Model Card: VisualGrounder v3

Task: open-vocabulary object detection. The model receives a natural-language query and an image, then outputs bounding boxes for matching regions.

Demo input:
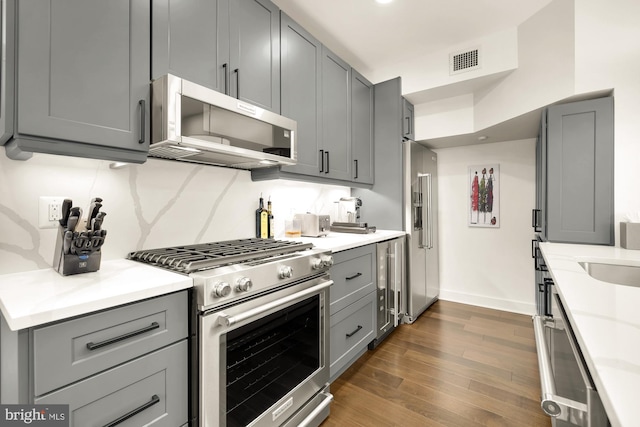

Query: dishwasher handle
[532,315,588,418]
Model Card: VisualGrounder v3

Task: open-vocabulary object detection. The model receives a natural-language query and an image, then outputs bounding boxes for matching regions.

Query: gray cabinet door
[16,0,150,154]
[0,0,15,145]
[351,69,374,184]
[402,97,415,140]
[321,46,351,181]
[229,0,280,112]
[280,13,322,177]
[152,0,230,94]
[546,97,614,245]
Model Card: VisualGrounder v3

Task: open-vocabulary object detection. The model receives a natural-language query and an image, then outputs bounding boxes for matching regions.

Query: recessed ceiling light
[376,0,393,4]
[477,135,488,141]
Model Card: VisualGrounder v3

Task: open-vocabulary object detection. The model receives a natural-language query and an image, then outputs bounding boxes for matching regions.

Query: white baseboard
[438,289,536,316]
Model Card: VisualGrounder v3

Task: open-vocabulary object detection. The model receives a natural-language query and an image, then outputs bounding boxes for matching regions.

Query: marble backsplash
[0,152,350,275]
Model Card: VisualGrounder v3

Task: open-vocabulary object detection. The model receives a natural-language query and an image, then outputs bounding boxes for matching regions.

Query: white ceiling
[271,0,555,148]
[272,0,553,83]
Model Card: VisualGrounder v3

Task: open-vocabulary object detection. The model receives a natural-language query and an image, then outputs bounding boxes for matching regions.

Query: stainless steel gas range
[129,238,335,427]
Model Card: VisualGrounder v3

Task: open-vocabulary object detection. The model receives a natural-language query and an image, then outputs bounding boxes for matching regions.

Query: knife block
[53,227,102,276]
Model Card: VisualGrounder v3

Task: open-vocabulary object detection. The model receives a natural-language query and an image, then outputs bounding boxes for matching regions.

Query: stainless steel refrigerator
[402,141,440,323]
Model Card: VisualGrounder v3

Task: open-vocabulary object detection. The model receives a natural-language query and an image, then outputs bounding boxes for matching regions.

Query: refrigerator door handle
[418,173,433,249]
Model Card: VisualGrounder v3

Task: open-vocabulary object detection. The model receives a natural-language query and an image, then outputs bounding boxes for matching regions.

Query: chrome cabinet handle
[345,325,362,338]
[102,395,160,427]
[217,280,333,327]
[354,159,358,179]
[86,322,160,351]
[532,209,542,232]
[138,100,145,144]
[345,272,362,280]
[319,150,324,173]
[324,151,329,174]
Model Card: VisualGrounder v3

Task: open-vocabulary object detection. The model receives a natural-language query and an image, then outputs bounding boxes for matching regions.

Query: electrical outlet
[39,197,66,229]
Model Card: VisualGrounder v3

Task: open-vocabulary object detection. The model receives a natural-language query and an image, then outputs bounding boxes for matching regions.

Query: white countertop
[0,233,399,331]
[0,259,192,331]
[284,229,406,252]
[539,242,640,427]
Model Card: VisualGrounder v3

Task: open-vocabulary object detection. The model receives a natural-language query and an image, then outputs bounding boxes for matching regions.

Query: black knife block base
[52,227,102,276]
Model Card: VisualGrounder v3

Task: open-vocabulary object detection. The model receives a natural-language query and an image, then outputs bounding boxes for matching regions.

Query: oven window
[225,295,321,427]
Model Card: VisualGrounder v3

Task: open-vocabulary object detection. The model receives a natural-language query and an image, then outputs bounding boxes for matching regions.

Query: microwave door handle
[217,279,333,327]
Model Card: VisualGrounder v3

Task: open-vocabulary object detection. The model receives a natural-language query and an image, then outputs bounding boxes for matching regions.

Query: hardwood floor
[321,300,551,427]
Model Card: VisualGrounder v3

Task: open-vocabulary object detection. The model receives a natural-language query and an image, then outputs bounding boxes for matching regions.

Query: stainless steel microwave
[150,74,297,169]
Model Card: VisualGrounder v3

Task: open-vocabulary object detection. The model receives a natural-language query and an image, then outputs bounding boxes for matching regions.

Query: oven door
[200,274,332,427]
[533,283,609,426]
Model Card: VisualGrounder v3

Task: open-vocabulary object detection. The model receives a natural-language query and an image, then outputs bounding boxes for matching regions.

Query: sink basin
[579,261,640,288]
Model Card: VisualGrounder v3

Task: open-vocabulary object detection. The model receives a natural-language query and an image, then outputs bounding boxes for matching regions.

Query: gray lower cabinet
[5,0,150,163]
[538,97,614,245]
[35,341,188,427]
[0,291,189,427]
[351,70,374,184]
[329,244,376,381]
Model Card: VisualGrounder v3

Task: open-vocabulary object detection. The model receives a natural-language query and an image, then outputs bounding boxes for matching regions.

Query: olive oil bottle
[267,198,274,239]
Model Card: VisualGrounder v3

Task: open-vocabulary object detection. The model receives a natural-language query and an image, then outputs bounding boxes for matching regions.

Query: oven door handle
[217,279,334,327]
[297,391,333,427]
[532,315,588,419]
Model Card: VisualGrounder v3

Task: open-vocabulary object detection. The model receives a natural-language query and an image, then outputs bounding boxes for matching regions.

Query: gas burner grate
[128,238,313,273]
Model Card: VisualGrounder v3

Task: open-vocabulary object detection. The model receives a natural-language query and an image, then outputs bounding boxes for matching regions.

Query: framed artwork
[469,164,499,227]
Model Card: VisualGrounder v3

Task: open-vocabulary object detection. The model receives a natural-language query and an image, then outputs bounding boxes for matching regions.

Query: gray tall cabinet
[152,0,280,113]
[353,77,405,230]
[535,97,614,245]
[4,0,150,163]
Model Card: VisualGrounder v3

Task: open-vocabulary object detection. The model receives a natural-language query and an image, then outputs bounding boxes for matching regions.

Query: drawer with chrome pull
[32,291,188,396]
[330,244,375,314]
[35,340,188,427]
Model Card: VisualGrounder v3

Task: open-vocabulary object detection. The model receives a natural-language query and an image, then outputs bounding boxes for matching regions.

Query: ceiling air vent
[449,47,481,75]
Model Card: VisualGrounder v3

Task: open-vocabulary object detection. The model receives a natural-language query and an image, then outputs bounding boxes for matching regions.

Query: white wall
[434,139,536,314]
[574,0,640,243]
[0,153,349,275]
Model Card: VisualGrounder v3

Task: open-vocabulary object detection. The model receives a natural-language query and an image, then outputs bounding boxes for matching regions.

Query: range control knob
[212,282,231,298]
[236,277,253,292]
[312,258,324,270]
[279,265,294,279]
[322,255,334,268]
[313,255,334,269]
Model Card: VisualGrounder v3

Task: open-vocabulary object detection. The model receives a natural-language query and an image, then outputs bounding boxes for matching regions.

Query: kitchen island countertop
[539,242,640,427]
[0,259,191,331]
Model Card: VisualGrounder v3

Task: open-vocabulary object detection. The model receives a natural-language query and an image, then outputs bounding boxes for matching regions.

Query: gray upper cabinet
[153,0,280,113]
[402,97,415,140]
[321,46,351,181]
[0,0,15,146]
[351,69,374,184]
[152,0,229,94]
[7,0,150,163]
[544,97,614,245]
[279,12,322,176]
[229,0,280,112]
